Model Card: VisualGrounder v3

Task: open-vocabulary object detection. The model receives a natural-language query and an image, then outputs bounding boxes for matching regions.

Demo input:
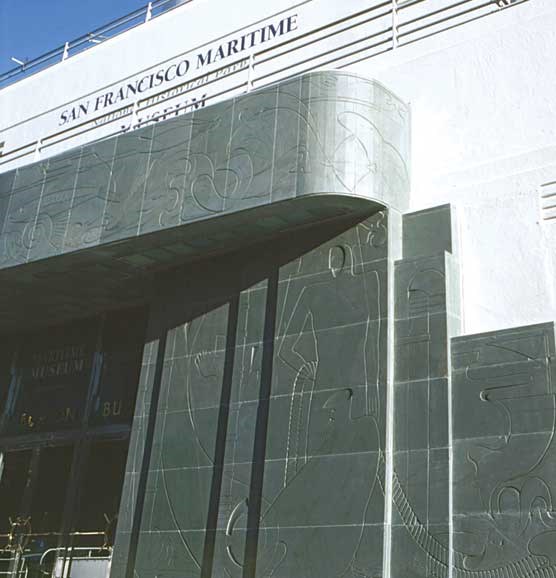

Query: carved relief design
[392,242,556,577]
[392,254,451,578]
[130,212,389,578]
[0,164,45,265]
[0,73,409,270]
[65,143,114,249]
[28,152,79,259]
[139,122,189,234]
[450,327,556,576]
[102,131,153,241]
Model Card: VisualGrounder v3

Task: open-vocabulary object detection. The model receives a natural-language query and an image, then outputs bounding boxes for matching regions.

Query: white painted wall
[350,0,556,334]
[0,0,553,336]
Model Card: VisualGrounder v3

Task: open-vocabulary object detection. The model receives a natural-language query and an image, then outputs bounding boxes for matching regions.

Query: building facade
[0,1,555,577]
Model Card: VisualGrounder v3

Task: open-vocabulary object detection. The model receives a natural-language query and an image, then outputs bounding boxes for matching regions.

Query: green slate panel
[450,322,556,576]
[101,127,153,244]
[0,170,15,246]
[0,71,410,272]
[27,149,82,262]
[65,139,114,250]
[115,211,390,578]
[403,204,455,259]
[391,205,457,578]
[1,162,45,267]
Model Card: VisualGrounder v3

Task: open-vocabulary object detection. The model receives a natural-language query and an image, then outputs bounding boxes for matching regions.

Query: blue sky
[0,0,153,74]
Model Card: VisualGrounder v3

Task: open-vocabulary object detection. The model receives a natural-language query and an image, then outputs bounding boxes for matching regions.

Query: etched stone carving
[112,212,389,578]
[0,72,410,271]
[3,70,553,578]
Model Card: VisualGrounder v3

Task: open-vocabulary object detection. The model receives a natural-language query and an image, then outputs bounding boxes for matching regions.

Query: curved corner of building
[289,70,411,213]
[0,70,410,275]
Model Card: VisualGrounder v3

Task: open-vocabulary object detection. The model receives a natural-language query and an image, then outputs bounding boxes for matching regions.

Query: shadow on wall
[118,208,390,578]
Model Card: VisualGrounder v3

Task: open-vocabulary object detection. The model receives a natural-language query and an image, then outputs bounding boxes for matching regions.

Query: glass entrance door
[0,450,32,540]
[0,306,147,578]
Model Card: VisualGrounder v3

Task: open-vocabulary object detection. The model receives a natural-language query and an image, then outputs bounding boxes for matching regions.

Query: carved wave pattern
[0,73,410,269]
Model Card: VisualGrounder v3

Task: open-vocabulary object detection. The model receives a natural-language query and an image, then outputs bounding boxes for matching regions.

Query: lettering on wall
[19,405,78,429]
[58,13,298,128]
[29,345,87,380]
[102,400,122,418]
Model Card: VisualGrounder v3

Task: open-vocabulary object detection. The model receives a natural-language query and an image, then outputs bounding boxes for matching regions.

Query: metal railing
[0,552,28,578]
[0,0,523,91]
[39,546,111,568]
[0,0,528,170]
[0,0,192,89]
[0,510,115,578]
[41,546,111,578]
[0,526,112,578]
